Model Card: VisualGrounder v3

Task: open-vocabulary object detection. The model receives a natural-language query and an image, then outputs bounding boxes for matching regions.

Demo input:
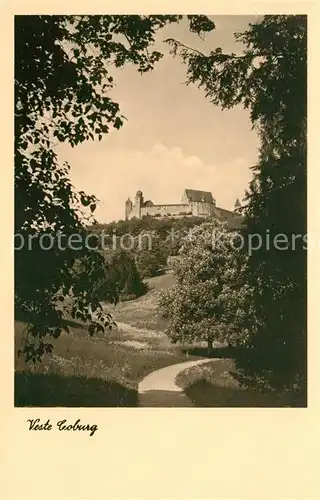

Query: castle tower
[125,197,133,220]
[134,190,144,219]
[234,198,241,212]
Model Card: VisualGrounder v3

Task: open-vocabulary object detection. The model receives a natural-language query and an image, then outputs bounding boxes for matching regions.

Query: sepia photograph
[14,14,307,408]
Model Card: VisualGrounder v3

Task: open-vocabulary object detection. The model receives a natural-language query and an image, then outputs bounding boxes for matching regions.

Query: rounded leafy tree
[159,220,251,352]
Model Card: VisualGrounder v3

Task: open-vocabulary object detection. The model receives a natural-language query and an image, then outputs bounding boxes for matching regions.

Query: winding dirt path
[138,358,211,407]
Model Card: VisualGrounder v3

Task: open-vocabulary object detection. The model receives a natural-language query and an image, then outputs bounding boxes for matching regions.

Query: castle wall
[127,206,138,220]
[125,191,242,227]
[125,202,133,220]
[140,204,191,217]
[190,201,216,217]
[213,206,243,229]
[181,193,189,204]
[127,203,242,223]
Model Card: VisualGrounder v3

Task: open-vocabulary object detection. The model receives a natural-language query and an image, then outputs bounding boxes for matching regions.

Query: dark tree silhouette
[168,15,307,394]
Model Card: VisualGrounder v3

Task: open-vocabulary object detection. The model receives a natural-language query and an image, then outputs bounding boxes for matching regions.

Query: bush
[135,247,167,278]
[135,231,168,278]
[97,250,147,301]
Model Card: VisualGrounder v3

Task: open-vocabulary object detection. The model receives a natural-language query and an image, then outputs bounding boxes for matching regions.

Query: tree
[15,15,215,361]
[168,15,307,393]
[159,220,249,352]
[135,230,168,278]
[98,250,147,301]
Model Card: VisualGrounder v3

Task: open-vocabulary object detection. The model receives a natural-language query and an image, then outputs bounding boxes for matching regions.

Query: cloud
[58,141,255,222]
[52,16,260,223]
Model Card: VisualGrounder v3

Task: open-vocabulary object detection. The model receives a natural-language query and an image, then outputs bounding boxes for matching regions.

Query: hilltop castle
[125,189,242,227]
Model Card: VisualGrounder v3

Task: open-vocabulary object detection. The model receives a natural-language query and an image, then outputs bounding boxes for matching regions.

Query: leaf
[113,117,123,130]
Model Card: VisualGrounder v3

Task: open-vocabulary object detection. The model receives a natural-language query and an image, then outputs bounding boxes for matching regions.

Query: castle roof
[184,189,214,204]
[144,200,154,207]
[235,198,241,208]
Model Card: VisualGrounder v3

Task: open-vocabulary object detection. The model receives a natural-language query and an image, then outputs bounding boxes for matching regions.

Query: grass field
[15,271,305,407]
[175,359,306,407]
[15,272,198,407]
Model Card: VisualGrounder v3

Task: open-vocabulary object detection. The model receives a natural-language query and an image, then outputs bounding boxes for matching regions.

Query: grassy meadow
[175,359,305,407]
[15,272,198,407]
[15,271,305,407]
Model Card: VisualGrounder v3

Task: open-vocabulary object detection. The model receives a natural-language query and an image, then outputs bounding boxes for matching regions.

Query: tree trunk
[207,338,213,355]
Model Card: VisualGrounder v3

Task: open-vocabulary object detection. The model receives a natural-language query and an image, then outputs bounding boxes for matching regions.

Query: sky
[57,15,261,223]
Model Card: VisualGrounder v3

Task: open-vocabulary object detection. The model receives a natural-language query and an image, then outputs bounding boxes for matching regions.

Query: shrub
[97,250,147,301]
[135,247,167,278]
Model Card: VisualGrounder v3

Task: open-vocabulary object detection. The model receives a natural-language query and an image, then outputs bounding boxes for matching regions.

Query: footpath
[138,358,211,407]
